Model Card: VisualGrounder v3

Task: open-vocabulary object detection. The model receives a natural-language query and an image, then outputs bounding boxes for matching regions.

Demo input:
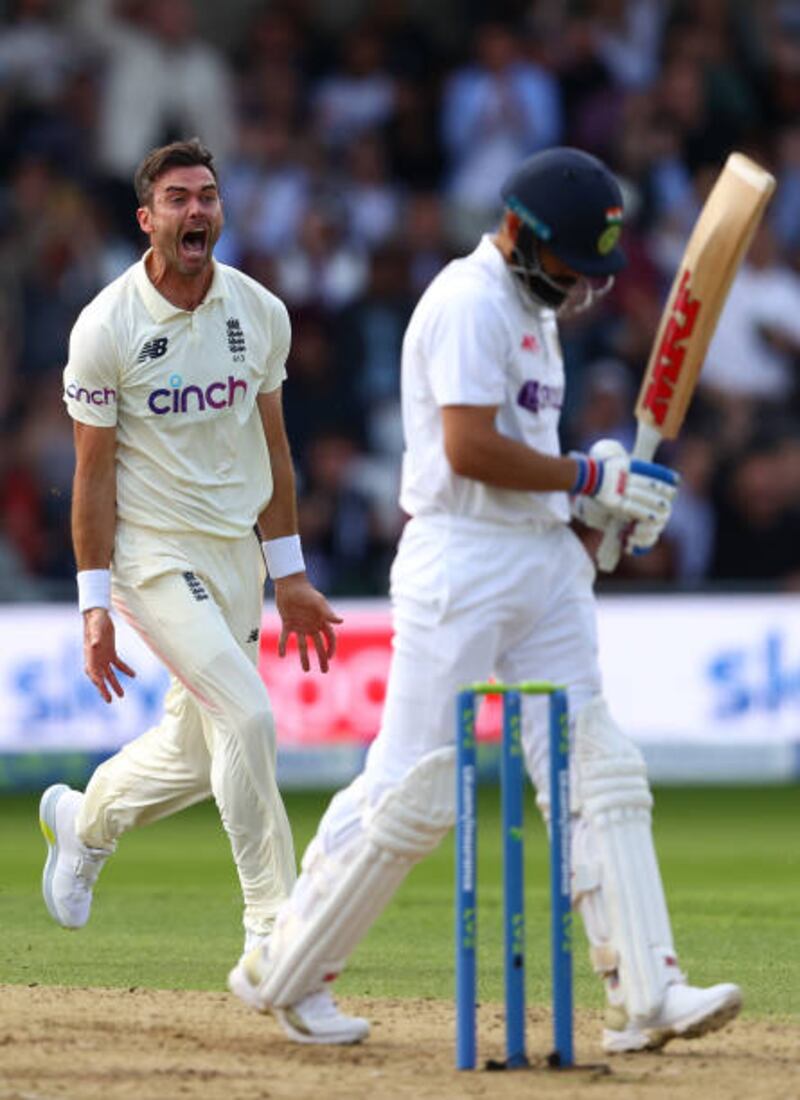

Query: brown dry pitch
[0,985,797,1100]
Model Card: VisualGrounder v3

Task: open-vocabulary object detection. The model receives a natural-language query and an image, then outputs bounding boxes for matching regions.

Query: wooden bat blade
[635,153,776,440]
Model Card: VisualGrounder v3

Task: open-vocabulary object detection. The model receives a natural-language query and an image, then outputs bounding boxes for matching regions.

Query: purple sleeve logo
[64,382,117,405]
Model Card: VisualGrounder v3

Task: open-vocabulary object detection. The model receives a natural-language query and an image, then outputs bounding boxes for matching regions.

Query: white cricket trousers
[76,523,296,937]
[297,514,603,865]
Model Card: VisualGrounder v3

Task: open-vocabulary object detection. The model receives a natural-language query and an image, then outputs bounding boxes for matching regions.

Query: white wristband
[77,568,111,613]
[261,535,305,580]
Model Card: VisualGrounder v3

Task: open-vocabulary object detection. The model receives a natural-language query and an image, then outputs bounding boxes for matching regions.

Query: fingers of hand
[85,638,133,702]
[625,518,664,554]
[113,656,136,678]
[107,667,124,697]
[84,662,113,703]
[312,632,329,673]
[280,625,337,673]
[621,475,677,522]
[322,621,337,659]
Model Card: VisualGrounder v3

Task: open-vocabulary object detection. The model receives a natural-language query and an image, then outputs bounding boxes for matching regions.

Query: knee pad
[256,747,456,1007]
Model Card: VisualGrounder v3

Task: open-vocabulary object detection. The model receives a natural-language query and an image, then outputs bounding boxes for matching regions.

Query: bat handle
[595,424,663,575]
[596,519,625,573]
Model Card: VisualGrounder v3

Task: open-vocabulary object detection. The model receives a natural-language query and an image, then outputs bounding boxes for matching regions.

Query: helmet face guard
[506,218,614,315]
[500,147,626,311]
[506,219,576,309]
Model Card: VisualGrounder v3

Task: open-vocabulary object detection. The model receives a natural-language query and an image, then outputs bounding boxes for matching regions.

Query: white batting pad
[251,747,456,1008]
[572,696,679,1023]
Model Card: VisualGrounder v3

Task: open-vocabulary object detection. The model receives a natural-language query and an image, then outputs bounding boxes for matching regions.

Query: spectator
[403,190,455,296]
[441,21,562,244]
[281,309,365,476]
[385,78,446,191]
[72,0,235,230]
[0,158,106,381]
[770,124,800,257]
[701,222,800,405]
[566,357,637,454]
[552,10,621,156]
[0,0,80,108]
[664,432,717,583]
[592,0,666,91]
[16,367,74,578]
[297,431,385,596]
[711,433,800,587]
[218,117,312,266]
[333,243,413,457]
[311,26,396,150]
[274,204,367,311]
[339,131,403,249]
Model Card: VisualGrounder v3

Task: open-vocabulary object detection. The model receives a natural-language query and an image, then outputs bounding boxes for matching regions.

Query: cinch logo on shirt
[517,379,563,414]
[147,373,248,415]
[65,381,117,405]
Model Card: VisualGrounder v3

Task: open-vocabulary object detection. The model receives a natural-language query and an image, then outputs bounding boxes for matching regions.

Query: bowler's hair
[134,138,218,207]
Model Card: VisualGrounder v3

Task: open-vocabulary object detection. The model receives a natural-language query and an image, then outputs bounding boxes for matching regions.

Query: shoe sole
[604,989,743,1054]
[274,1005,369,1046]
[39,783,71,927]
[672,990,743,1041]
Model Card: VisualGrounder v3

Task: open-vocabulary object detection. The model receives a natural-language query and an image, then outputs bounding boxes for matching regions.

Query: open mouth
[180,228,208,257]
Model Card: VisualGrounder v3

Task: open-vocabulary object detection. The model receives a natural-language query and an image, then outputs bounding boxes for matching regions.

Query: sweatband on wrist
[261,535,305,579]
[77,569,111,613]
[569,453,602,496]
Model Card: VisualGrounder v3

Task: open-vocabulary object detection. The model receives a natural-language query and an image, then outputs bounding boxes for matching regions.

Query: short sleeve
[62,312,120,427]
[259,298,291,394]
[426,289,511,407]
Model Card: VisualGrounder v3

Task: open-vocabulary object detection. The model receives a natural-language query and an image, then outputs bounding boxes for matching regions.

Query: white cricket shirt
[63,254,289,539]
[400,235,569,526]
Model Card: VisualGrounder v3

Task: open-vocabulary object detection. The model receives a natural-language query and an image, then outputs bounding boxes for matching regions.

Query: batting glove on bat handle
[595,459,680,572]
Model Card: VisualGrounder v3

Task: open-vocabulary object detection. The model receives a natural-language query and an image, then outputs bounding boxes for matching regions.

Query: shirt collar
[477,233,510,280]
[477,232,551,316]
[134,249,226,322]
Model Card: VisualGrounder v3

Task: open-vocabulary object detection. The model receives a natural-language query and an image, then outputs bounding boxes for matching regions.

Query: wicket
[455,682,573,1071]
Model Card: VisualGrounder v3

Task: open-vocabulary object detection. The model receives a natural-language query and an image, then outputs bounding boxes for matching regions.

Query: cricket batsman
[229,148,742,1050]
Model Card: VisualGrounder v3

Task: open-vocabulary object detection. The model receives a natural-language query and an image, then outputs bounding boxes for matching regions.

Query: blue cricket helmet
[501,147,626,276]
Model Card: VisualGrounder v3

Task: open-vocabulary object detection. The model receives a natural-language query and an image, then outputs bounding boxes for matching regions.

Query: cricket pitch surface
[0,985,795,1100]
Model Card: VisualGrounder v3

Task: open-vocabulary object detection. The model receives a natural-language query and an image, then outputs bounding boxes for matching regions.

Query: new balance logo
[138,337,169,363]
[182,571,209,601]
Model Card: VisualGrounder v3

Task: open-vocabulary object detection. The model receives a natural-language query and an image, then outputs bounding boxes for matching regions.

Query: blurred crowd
[1,0,800,598]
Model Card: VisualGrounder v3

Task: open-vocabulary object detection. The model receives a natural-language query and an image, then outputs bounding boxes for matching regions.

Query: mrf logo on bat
[641,269,701,427]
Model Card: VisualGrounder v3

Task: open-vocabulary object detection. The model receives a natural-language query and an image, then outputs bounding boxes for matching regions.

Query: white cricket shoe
[228,949,370,1045]
[603,981,742,1053]
[241,929,273,961]
[273,989,370,1045]
[39,784,111,929]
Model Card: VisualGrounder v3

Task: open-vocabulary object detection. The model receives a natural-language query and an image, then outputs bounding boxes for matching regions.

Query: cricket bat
[597,151,776,572]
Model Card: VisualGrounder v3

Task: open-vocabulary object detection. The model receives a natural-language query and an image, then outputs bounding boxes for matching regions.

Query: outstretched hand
[273,574,343,673]
[83,608,136,703]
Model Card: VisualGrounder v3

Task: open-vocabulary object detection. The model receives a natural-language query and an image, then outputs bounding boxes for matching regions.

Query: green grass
[1,786,798,1016]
